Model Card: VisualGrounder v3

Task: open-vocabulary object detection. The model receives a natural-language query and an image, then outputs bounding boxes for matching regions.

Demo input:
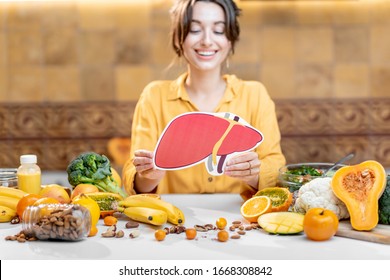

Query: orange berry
[155,229,166,241]
[103,215,117,226]
[217,230,229,242]
[216,217,227,230]
[185,228,197,240]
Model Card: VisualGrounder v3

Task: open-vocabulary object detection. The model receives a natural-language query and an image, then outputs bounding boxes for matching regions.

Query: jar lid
[0,168,17,179]
[20,154,37,164]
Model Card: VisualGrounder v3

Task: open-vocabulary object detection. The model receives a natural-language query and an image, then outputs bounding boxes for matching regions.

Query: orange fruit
[16,194,42,219]
[155,229,166,241]
[185,228,197,240]
[240,196,272,223]
[103,215,117,226]
[217,230,229,242]
[71,184,99,200]
[216,217,227,230]
[33,197,60,206]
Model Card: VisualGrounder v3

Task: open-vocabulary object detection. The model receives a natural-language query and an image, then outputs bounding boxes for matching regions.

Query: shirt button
[208,177,213,182]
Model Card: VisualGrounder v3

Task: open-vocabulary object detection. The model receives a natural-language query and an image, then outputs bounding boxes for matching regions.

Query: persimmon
[303,208,339,241]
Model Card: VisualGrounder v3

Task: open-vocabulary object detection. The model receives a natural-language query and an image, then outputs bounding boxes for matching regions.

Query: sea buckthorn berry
[216,217,227,230]
[103,216,117,226]
[217,230,229,242]
[185,228,197,240]
[155,229,166,241]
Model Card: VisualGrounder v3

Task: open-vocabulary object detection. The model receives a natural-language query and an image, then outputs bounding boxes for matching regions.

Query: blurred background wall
[0,0,389,170]
[1,0,389,102]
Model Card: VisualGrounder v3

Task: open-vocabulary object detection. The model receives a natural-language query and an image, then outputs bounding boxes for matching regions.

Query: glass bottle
[17,154,41,194]
[22,204,91,241]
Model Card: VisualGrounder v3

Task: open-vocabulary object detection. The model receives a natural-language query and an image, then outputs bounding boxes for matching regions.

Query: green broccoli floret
[378,175,390,225]
[66,151,127,198]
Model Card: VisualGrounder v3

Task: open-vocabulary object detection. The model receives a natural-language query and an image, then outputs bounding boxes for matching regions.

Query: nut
[125,221,139,229]
[229,226,236,231]
[230,234,241,239]
[129,229,140,238]
[232,221,242,225]
[237,230,246,235]
[115,230,124,238]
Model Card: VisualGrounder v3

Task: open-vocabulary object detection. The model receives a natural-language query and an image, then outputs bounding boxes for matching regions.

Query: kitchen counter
[1,194,389,260]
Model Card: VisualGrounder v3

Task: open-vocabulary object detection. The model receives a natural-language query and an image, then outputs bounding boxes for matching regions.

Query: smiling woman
[122,0,286,197]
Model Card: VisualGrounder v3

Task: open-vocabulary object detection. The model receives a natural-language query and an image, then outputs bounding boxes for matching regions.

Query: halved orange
[240,196,272,223]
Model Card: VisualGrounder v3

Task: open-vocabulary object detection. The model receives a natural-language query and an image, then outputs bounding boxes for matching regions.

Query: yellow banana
[0,205,17,223]
[173,205,185,225]
[0,187,27,199]
[118,206,167,226]
[120,195,185,225]
[0,195,20,211]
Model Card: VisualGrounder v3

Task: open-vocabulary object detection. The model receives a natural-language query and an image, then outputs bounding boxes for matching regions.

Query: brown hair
[170,0,241,57]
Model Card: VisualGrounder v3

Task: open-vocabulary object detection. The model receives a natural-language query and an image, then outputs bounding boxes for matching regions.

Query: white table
[1,194,389,260]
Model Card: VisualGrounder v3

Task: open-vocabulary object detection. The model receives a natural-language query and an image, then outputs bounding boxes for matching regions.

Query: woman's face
[182,1,231,72]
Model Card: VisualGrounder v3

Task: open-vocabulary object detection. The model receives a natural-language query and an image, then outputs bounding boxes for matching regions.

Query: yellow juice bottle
[17,155,41,194]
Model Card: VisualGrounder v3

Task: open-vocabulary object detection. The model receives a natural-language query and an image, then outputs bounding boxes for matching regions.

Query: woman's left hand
[224,151,260,189]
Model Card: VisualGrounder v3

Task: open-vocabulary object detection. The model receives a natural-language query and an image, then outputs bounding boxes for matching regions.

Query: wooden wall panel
[1,98,389,170]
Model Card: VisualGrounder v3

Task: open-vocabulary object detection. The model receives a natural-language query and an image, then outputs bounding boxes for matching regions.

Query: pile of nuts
[30,206,87,241]
[228,220,259,239]
[5,230,37,243]
[101,220,140,238]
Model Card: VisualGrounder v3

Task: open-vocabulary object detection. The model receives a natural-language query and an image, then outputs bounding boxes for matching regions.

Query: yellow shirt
[123,73,286,197]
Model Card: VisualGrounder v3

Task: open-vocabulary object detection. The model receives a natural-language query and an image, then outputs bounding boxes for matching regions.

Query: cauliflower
[293,177,350,220]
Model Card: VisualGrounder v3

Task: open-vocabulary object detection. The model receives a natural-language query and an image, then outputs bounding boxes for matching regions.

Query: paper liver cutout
[154,112,263,176]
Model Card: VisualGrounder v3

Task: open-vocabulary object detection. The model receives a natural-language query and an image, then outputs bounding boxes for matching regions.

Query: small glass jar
[0,168,18,188]
[22,204,91,241]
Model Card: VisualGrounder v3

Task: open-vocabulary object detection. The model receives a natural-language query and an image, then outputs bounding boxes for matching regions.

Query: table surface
[1,194,389,260]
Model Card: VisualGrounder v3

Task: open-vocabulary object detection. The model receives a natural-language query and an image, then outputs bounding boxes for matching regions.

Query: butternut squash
[331,160,386,231]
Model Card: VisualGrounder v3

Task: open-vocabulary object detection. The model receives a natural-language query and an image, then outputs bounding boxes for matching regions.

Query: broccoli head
[378,175,390,225]
[66,151,127,198]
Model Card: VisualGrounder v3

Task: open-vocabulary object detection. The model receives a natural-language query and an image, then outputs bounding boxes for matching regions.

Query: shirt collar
[168,72,241,102]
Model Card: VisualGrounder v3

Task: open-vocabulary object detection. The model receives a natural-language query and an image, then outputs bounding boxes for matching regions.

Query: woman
[122,0,285,198]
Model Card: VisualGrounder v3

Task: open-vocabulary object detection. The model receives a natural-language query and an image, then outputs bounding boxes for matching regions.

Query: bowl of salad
[278,163,346,193]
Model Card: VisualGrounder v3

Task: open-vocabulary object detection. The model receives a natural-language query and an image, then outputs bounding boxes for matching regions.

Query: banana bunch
[117,195,185,226]
[0,187,26,222]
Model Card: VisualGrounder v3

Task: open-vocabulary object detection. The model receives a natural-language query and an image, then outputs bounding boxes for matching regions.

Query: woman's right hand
[133,149,165,181]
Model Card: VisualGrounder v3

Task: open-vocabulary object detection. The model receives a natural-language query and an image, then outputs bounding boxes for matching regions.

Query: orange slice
[240,196,272,223]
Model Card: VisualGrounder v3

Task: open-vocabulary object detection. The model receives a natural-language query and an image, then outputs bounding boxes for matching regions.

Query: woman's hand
[224,151,260,189]
[133,149,165,192]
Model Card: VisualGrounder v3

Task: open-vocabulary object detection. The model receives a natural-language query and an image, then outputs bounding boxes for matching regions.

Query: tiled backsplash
[0,0,390,103]
[1,98,389,171]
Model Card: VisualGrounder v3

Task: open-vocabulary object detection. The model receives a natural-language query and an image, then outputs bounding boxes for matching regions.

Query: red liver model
[154,112,263,175]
